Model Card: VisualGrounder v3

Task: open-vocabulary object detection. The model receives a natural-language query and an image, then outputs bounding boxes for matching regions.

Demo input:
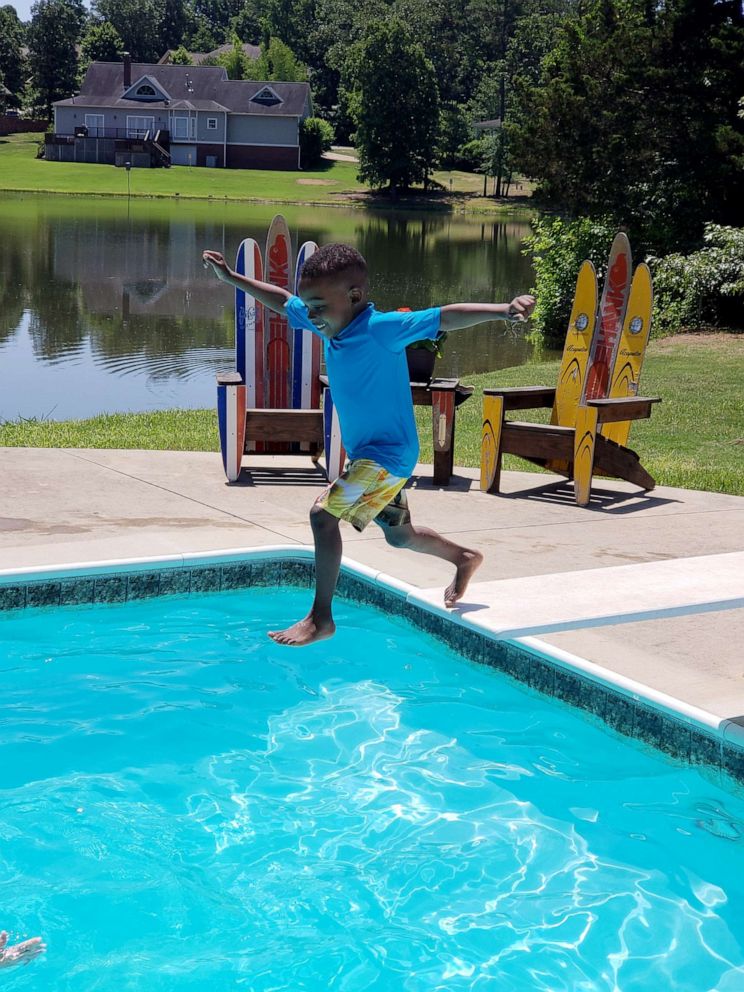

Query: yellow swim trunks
[316,459,411,532]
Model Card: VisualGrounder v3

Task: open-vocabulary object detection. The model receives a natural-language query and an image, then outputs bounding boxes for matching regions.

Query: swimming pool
[2,566,744,990]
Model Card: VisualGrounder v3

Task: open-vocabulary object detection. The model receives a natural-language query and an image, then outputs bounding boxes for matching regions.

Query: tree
[92,0,162,63]
[189,0,245,45]
[246,37,308,81]
[460,3,567,196]
[186,20,218,53]
[169,44,194,64]
[230,1,264,45]
[350,19,440,191]
[511,0,744,251]
[437,102,472,168]
[259,0,316,64]
[27,0,87,119]
[0,5,26,109]
[307,0,387,124]
[159,0,187,52]
[217,35,250,78]
[81,21,125,64]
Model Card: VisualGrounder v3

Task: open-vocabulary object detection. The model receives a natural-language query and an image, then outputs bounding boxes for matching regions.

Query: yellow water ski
[551,260,598,428]
[546,259,598,474]
[602,263,654,446]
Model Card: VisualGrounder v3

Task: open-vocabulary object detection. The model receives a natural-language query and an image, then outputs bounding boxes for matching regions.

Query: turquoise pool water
[2,587,744,991]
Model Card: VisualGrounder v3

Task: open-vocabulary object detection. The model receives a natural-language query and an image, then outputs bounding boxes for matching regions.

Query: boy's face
[298,273,367,339]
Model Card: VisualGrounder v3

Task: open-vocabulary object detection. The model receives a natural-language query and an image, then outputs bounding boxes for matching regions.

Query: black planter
[405,346,436,383]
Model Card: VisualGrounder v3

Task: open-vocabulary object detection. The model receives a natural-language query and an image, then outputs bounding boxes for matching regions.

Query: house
[158,43,262,66]
[46,55,312,169]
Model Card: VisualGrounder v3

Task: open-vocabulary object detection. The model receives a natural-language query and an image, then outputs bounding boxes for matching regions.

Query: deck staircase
[150,130,171,168]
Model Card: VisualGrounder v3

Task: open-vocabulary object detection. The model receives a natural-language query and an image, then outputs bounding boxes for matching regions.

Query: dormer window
[124,75,169,102]
[251,86,282,107]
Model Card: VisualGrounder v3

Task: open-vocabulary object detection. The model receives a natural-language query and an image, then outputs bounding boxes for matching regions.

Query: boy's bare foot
[444,549,484,607]
[268,614,336,647]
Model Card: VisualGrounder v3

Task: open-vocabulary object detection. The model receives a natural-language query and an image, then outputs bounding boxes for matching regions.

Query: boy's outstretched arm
[439,295,535,331]
[202,250,291,314]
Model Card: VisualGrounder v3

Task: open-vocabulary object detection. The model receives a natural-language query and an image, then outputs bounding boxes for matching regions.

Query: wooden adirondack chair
[216,215,473,486]
[216,215,345,483]
[480,236,661,506]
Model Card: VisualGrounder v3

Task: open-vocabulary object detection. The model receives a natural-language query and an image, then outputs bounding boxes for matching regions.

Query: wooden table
[410,378,474,485]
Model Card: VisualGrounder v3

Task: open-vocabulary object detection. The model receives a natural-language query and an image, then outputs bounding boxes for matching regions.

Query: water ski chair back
[480,233,661,506]
[216,215,345,482]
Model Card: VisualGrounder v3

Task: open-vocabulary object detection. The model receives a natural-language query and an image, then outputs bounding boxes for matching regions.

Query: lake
[0,194,537,421]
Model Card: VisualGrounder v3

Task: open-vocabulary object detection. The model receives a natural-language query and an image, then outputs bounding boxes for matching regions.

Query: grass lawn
[2,335,742,496]
[0,132,534,214]
[0,132,361,203]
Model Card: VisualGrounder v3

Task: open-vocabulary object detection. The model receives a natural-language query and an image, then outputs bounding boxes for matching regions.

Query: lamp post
[125,160,131,198]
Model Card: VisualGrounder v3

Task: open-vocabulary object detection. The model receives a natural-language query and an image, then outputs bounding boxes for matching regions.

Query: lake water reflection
[0,194,537,421]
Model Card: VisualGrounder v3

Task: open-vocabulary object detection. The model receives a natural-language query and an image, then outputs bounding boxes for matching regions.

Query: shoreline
[0,184,536,216]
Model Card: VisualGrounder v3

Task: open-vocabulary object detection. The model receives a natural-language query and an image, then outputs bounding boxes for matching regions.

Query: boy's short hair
[300,243,367,282]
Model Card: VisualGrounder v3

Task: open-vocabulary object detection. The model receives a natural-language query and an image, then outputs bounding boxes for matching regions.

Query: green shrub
[523,215,617,347]
[453,138,487,172]
[437,103,472,168]
[648,225,744,334]
[299,117,334,169]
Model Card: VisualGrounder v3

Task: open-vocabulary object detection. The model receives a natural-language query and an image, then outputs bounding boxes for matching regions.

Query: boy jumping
[203,243,534,647]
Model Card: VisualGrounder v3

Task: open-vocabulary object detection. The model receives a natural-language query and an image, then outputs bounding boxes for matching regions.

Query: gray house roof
[55,62,311,118]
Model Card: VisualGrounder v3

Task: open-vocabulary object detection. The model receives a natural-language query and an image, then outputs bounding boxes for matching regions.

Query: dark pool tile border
[159,569,192,597]
[351,581,741,789]
[59,578,95,606]
[1,556,742,789]
[127,572,162,600]
[0,558,313,613]
[0,585,26,610]
[94,575,128,604]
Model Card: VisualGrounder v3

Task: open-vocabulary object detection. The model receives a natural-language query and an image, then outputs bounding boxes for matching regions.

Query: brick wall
[226,144,298,170]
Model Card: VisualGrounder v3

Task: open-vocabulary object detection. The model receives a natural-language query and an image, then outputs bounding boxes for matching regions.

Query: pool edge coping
[1,545,743,787]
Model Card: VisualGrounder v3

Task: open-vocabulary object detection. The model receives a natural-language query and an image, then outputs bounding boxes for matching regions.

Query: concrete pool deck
[2,446,743,725]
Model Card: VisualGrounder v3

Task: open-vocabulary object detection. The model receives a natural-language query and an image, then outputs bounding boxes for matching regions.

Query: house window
[207,117,218,130]
[251,86,282,107]
[84,113,104,136]
[171,115,194,140]
[136,84,157,97]
[126,115,155,138]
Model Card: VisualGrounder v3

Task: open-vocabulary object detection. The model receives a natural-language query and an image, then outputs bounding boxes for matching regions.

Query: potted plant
[405,332,448,383]
[397,307,448,383]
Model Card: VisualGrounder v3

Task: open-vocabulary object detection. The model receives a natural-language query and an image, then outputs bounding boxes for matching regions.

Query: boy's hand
[0,931,46,969]
[507,295,536,322]
[202,250,230,280]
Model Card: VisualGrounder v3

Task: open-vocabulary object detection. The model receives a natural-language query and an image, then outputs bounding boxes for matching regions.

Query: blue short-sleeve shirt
[284,297,442,477]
